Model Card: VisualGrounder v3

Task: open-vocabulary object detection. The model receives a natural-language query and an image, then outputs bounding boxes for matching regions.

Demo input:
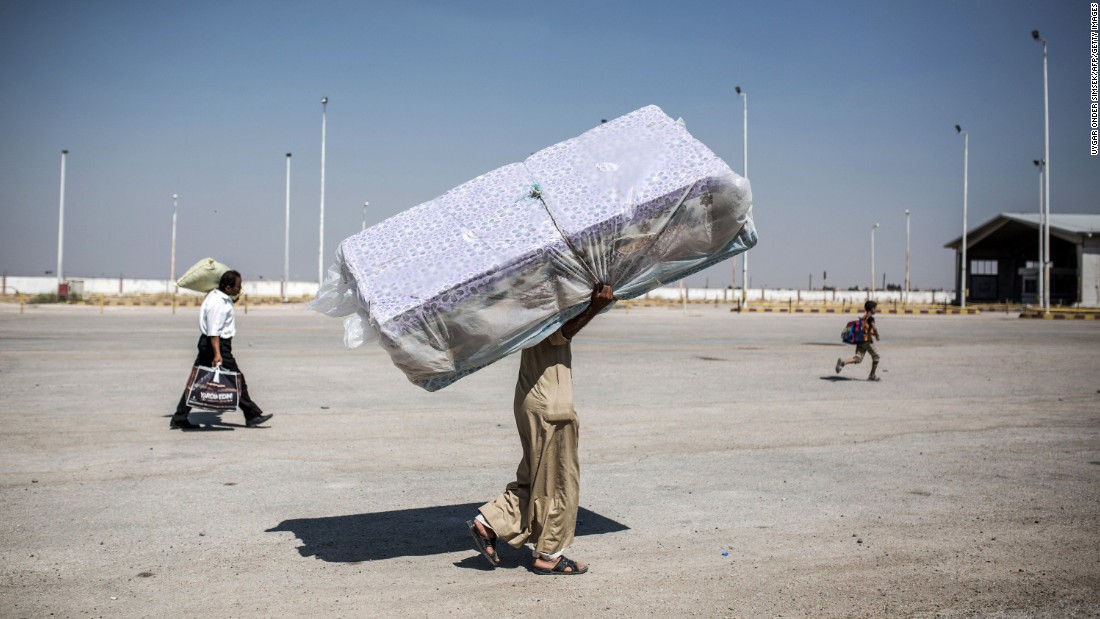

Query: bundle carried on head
[177,258,232,293]
[311,105,757,391]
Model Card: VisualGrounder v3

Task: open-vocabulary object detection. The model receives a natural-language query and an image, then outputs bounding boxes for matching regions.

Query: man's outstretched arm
[561,284,615,340]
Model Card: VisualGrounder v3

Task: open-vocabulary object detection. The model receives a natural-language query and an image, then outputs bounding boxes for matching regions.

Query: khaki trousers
[479,405,580,557]
[851,341,880,364]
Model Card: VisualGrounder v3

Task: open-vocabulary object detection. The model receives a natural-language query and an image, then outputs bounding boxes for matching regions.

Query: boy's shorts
[852,341,880,363]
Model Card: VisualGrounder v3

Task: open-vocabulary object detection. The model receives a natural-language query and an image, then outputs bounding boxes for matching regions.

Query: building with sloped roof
[945,213,1100,307]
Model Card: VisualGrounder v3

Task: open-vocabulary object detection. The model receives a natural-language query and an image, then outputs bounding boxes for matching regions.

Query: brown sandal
[533,555,588,575]
[466,519,500,567]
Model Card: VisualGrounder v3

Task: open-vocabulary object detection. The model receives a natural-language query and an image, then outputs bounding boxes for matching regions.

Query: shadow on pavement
[189,411,246,429]
[452,554,499,571]
[820,376,855,382]
[267,502,629,563]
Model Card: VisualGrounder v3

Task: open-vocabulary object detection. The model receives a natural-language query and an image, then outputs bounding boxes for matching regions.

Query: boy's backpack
[841,319,865,344]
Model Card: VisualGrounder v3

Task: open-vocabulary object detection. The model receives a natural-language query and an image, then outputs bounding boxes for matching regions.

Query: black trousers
[175,335,263,419]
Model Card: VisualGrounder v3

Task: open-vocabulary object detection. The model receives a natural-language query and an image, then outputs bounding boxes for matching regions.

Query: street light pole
[871,223,879,294]
[1033,159,1045,306]
[56,150,68,289]
[362,201,370,231]
[1033,30,1051,312]
[284,153,292,303]
[318,96,328,287]
[904,209,910,304]
[955,124,969,308]
[169,193,179,294]
[735,85,748,307]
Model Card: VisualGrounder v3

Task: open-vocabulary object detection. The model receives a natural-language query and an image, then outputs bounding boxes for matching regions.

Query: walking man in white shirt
[171,270,272,430]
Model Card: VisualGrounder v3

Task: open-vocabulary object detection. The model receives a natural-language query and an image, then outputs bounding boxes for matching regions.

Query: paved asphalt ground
[1,302,1097,618]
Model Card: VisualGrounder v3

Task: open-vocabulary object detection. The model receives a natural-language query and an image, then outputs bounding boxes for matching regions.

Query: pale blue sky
[1,0,1095,290]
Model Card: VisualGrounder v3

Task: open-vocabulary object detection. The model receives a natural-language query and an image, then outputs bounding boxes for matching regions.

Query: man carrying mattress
[467,283,615,575]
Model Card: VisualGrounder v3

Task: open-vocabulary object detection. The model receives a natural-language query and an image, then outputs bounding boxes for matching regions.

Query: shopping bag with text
[185,365,240,411]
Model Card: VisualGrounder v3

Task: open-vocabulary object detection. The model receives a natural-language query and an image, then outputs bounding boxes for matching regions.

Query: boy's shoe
[245,413,273,427]
[170,417,202,430]
[835,358,844,374]
[868,376,880,382]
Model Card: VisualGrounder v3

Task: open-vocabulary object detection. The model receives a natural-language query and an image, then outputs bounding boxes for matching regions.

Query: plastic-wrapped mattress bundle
[311,105,757,391]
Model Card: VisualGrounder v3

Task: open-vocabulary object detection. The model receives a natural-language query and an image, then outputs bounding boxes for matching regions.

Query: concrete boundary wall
[0,275,317,298]
[1,274,953,304]
[638,286,953,304]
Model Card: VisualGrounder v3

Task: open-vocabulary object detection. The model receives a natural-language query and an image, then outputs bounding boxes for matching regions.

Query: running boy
[836,300,881,381]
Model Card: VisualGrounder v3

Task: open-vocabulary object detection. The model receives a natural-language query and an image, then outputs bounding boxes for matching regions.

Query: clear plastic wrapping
[310,105,757,390]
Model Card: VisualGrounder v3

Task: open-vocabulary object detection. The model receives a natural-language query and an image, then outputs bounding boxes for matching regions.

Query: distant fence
[638,286,952,305]
[0,274,317,298]
[1,274,952,305]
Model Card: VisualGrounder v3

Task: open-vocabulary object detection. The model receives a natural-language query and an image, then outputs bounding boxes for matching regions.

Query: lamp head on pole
[735,86,741,95]
[905,209,910,216]
[1033,159,1044,168]
[321,96,328,106]
[873,223,880,230]
[61,149,68,155]
[1031,30,1045,44]
[287,152,292,158]
[172,193,178,201]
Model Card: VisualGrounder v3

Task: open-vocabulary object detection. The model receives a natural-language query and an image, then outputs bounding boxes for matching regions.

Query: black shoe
[170,417,202,430]
[245,413,273,427]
